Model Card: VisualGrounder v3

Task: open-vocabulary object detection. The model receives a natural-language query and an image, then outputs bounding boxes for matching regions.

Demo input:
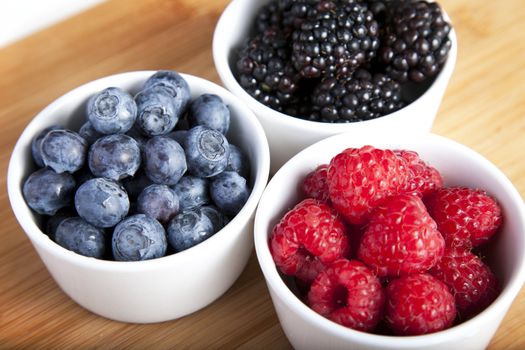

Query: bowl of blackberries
[7,70,270,323]
[254,131,525,349]
[213,0,457,173]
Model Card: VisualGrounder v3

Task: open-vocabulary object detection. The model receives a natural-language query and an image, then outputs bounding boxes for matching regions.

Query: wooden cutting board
[1,0,524,348]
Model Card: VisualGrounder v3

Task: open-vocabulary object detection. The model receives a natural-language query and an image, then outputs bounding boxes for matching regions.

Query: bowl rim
[212,0,458,131]
[253,131,525,347]
[7,70,271,272]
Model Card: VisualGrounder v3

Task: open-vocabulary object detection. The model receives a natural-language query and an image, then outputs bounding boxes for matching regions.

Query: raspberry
[302,164,329,202]
[346,223,366,259]
[308,259,385,331]
[385,273,456,335]
[395,150,443,196]
[327,146,410,224]
[429,248,500,318]
[270,199,349,283]
[424,187,503,248]
[358,194,445,277]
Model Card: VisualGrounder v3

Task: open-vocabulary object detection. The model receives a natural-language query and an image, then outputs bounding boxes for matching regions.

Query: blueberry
[23,168,76,215]
[40,129,88,173]
[171,175,210,210]
[137,184,179,224]
[201,205,226,232]
[122,169,153,199]
[75,178,129,228]
[143,136,187,185]
[185,126,230,178]
[210,171,250,216]
[79,121,103,144]
[88,134,141,181]
[112,214,167,261]
[226,144,250,179]
[125,124,148,150]
[87,87,137,134]
[167,129,188,146]
[135,87,178,136]
[31,125,62,167]
[167,208,214,252]
[55,217,106,258]
[143,71,191,117]
[46,209,73,238]
[188,94,230,134]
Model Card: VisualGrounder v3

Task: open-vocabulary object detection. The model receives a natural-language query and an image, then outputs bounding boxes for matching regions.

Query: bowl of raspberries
[213,0,457,173]
[7,70,270,323]
[254,131,525,349]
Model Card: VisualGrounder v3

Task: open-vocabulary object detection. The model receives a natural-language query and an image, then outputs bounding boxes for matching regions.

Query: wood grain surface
[1,0,524,348]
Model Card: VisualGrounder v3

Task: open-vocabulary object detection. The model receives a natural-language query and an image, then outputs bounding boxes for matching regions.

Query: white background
[0,0,105,47]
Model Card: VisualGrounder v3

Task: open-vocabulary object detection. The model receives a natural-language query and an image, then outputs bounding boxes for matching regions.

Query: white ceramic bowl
[213,0,458,174]
[254,132,525,350]
[7,71,270,323]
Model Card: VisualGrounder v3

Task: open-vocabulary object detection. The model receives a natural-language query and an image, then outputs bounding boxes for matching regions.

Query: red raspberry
[395,150,443,196]
[270,199,349,283]
[429,248,500,318]
[424,187,503,248]
[346,223,366,259]
[302,164,329,202]
[327,146,410,224]
[308,259,385,331]
[385,273,456,335]
[358,194,445,277]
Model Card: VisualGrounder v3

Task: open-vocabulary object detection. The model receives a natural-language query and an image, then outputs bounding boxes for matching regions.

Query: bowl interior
[254,132,525,342]
[8,71,270,269]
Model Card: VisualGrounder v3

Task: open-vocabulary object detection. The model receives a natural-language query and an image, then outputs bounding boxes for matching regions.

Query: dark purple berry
[75,178,129,228]
[167,208,215,252]
[40,129,88,173]
[171,176,210,211]
[137,184,179,224]
[55,217,106,258]
[112,214,167,261]
[135,87,179,137]
[311,69,405,122]
[188,94,230,135]
[379,0,452,83]
[88,134,141,181]
[184,126,230,178]
[31,125,62,167]
[23,168,76,216]
[291,0,379,78]
[143,136,187,185]
[87,87,137,134]
[143,71,191,117]
[210,171,250,216]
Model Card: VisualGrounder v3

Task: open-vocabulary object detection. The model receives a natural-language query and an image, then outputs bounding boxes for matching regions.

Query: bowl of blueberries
[7,70,270,323]
[213,0,457,174]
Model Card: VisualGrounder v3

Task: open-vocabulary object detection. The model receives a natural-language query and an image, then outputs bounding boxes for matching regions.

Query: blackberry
[283,93,317,120]
[236,28,300,112]
[282,78,321,120]
[256,0,288,33]
[256,0,317,34]
[291,0,380,78]
[311,69,405,122]
[379,0,452,83]
[366,0,389,26]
